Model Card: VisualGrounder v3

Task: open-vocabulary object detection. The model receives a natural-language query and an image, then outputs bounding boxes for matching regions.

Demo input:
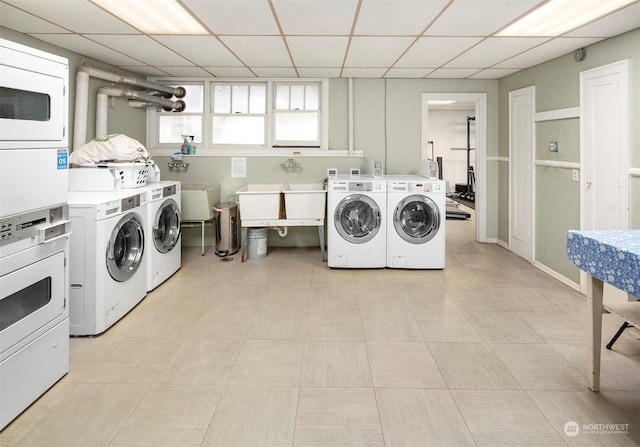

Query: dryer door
[334,194,381,244]
[153,199,181,254]
[106,213,144,282]
[393,194,440,244]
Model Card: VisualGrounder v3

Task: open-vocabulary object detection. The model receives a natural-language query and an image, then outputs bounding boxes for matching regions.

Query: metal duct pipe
[96,87,186,137]
[78,65,185,98]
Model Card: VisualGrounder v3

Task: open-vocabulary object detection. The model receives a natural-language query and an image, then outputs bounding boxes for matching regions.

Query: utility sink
[181,184,220,221]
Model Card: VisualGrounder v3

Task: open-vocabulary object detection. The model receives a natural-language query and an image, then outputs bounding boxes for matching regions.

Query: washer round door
[334,194,382,244]
[106,213,144,282]
[393,194,440,244]
[153,199,181,254]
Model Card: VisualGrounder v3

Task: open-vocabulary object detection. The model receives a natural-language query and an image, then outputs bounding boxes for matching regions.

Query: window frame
[146,78,329,155]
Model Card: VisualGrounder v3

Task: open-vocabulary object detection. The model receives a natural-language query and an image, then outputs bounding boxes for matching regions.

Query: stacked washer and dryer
[327,173,446,269]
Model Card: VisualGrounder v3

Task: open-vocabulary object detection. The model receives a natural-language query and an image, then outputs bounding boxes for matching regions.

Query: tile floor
[2,213,640,446]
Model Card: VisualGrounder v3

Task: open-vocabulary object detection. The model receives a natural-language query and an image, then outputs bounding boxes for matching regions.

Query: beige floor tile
[228,339,304,386]
[270,268,313,286]
[490,286,563,312]
[189,307,257,338]
[310,282,359,309]
[429,343,520,390]
[375,388,475,447]
[311,266,354,284]
[601,391,640,426]
[439,266,484,287]
[465,310,545,344]
[84,337,183,384]
[510,267,565,289]
[452,390,566,446]
[15,383,148,447]
[367,341,446,388]
[259,285,312,308]
[517,311,585,343]
[201,386,298,447]
[306,308,364,340]
[360,309,423,341]
[130,304,209,338]
[248,307,308,339]
[455,254,504,270]
[356,285,408,309]
[157,338,242,385]
[413,310,483,343]
[389,269,443,288]
[110,384,223,447]
[492,344,585,390]
[470,268,528,287]
[216,284,264,308]
[446,286,510,311]
[62,336,122,382]
[536,286,587,317]
[301,340,372,387]
[528,390,640,446]
[352,269,398,288]
[294,387,383,447]
[401,286,460,312]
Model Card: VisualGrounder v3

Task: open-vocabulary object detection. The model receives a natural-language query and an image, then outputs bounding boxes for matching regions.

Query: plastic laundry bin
[214,202,240,256]
[247,227,268,259]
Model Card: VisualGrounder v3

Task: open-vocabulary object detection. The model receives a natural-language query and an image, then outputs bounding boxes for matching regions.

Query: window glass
[176,84,203,113]
[159,115,202,144]
[305,84,319,110]
[212,116,264,145]
[231,85,248,113]
[213,85,230,113]
[290,85,305,110]
[275,85,289,109]
[249,84,266,113]
[274,112,319,142]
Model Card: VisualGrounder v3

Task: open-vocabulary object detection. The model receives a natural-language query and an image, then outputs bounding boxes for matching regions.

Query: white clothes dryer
[68,189,148,335]
[143,181,181,291]
[327,175,386,268]
[386,175,446,269]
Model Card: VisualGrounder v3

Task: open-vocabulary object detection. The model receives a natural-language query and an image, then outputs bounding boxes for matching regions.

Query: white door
[509,86,535,263]
[580,60,629,299]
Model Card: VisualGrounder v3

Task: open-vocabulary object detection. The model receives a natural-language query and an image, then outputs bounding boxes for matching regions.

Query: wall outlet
[571,169,579,182]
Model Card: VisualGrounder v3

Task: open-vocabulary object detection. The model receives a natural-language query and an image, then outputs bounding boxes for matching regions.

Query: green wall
[498,27,640,283]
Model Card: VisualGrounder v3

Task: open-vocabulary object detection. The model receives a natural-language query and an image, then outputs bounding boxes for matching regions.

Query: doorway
[422,93,487,242]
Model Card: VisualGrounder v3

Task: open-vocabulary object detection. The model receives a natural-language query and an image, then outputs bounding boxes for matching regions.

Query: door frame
[422,92,488,242]
[508,86,535,263]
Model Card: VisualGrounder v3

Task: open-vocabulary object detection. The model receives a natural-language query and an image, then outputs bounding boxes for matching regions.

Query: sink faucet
[280,158,301,171]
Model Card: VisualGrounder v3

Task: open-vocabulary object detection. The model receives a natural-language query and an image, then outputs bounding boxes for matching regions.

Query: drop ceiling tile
[251,67,298,77]
[153,36,242,66]
[426,68,481,79]
[3,0,137,33]
[426,0,544,36]
[28,34,141,66]
[345,36,414,67]
[565,3,640,38]
[219,36,291,66]
[354,0,448,35]
[468,68,520,79]
[493,37,603,69]
[444,37,549,69]
[183,0,279,35]
[88,35,190,66]
[384,68,432,78]
[297,67,342,77]
[119,66,173,77]
[0,3,68,33]
[272,0,358,35]
[205,66,256,78]
[154,66,214,77]
[287,36,348,67]
[395,36,482,68]
[341,67,387,78]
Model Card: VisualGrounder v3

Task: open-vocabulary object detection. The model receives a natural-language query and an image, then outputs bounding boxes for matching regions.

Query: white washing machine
[143,181,181,291]
[386,175,446,269]
[68,189,148,335]
[327,175,386,268]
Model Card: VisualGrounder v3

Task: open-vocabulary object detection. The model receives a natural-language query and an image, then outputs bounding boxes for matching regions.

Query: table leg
[587,274,604,391]
[200,221,205,256]
[318,225,326,261]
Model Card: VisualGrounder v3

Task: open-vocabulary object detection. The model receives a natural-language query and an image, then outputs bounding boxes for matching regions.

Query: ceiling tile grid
[0,0,637,79]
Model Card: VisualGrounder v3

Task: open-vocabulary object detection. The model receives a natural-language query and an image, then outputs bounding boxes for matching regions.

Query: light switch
[572,169,579,182]
[549,141,559,152]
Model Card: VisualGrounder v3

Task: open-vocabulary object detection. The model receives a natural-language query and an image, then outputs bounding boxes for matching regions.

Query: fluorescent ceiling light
[91,0,208,34]
[428,100,455,105]
[497,0,636,36]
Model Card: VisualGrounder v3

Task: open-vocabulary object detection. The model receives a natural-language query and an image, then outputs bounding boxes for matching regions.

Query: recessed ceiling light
[497,0,636,37]
[91,0,208,34]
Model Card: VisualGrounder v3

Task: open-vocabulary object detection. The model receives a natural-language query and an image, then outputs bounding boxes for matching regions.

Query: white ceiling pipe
[96,86,185,137]
[78,65,185,98]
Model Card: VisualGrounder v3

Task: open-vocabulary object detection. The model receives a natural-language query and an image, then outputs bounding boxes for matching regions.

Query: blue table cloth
[567,230,640,299]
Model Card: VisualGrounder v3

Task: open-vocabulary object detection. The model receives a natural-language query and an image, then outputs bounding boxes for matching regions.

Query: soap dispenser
[188,135,196,154]
[181,135,190,155]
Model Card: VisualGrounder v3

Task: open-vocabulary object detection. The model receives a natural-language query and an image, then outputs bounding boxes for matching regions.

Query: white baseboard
[496,239,509,250]
[533,260,581,292]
